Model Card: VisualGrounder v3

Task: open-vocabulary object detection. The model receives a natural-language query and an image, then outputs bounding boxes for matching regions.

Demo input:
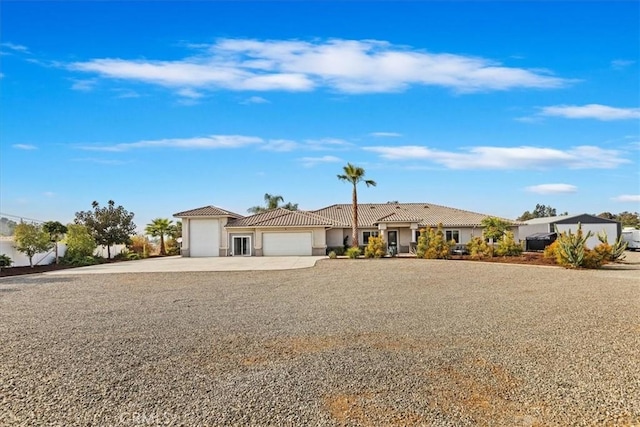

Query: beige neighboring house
[173,202,518,257]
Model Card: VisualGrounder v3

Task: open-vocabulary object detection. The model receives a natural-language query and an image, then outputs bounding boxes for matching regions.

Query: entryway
[232,236,251,256]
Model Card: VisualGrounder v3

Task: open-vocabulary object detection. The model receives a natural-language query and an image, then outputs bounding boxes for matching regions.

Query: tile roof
[226,208,343,228]
[313,203,516,227]
[173,205,243,218]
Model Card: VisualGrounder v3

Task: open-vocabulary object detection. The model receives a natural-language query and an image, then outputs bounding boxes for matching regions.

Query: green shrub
[555,224,591,268]
[0,254,12,269]
[64,224,97,260]
[62,255,98,266]
[416,228,428,258]
[346,247,361,259]
[364,236,386,258]
[328,251,337,259]
[495,231,524,257]
[467,237,493,260]
[597,231,627,262]
[326,246,345,256]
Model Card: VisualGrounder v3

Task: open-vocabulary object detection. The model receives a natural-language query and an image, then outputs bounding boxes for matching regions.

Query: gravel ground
[1,253,639,426]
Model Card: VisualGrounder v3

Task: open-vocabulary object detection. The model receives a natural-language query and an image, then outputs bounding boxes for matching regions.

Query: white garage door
[189,219,219,257]
[263,232,312,256]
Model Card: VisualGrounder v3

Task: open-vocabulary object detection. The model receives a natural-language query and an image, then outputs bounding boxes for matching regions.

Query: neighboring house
[518,214,621,249]
[174,202,518,257]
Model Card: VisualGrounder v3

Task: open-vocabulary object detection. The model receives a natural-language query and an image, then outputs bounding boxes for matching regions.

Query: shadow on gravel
[0,276,76,286]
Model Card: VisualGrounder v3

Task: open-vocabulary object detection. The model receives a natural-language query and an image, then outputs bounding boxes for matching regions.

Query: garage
[189,219,219,257]
[262,232,313,256]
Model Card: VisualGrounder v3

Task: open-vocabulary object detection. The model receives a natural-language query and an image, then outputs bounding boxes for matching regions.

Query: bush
[597,231,627,262]
[364,236,386,258]
[467,237,493,260]
[328,251,337,259]
[62,255,98,267]
[165,238,181,256]
[495,231,524,257]
[64,224,97,260]
[545,223,610,269]
[0,254,12,269]
[543,240,559,261]
[417,224,454,259]
[346,247,361,259]
[128,235,155,258]
[326,246,345,256]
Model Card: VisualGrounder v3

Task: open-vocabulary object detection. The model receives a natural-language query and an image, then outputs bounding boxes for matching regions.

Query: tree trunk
[54,243,59,264]
[107,245,111,259]
[352,184,359,248]
[160,234,166,256]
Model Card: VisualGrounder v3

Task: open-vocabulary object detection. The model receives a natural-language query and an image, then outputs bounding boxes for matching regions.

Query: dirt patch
[0,263,78,277]
[323,392,423,426]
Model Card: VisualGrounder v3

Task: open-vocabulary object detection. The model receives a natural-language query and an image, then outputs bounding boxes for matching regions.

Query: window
[413,229,422,242]
[362,231,379,244]
[445,230,460,243]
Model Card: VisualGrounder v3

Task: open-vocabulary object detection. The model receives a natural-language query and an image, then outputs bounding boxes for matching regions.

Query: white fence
[0,237,125,267]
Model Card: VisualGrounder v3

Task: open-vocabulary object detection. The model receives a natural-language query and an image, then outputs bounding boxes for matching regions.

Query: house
[518,214,621,249]
[173,202,519,257]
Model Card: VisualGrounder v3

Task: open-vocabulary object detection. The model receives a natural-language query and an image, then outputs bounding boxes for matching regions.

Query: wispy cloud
[612,194,640,203]
[241,96,270,104]
[304,138,353,151]
[12,144,37,150]
[176,88,204,99]
[71,79,97,92]
[538,104,640,121]
[68,38,571,96]
[364,145,628,170]
[611,59,635,70]
[1,42,29,54]
[525,183,577,194]
[71,158,130,166]
[260,139,298,152]
[43,192,56,198]
[299,155,342,167]
[78,135,263,152]
[370,132,402,138]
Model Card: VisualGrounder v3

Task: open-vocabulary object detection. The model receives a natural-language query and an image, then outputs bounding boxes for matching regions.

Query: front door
[387,230,398,253]
[232,236,251,256]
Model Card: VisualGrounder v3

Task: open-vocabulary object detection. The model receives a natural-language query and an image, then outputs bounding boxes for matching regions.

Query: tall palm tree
[145,218,173,256]
[337,163,377,248]
[247,193,293,214]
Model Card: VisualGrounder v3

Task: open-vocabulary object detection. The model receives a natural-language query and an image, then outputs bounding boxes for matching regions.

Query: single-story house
[518,214,621,249]
[173,202,519,257]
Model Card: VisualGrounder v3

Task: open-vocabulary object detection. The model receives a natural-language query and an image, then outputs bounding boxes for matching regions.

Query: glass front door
[387,231,398,247]
[233,236,251,256]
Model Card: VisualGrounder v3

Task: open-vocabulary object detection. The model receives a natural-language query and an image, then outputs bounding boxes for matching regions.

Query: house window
[362,231,379,244]
[413,229,422,242]
[445,230,460,243]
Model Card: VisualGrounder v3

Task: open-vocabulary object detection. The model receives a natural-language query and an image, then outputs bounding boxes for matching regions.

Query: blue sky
[1,1,639,230]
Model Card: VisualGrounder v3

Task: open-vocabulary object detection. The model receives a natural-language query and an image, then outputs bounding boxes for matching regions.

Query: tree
[75,200,136,259]
[145,218,173,256]
[42,221,68,264]
[13,222,54,267]
[598,211,640,228]
[481,216,512,244]
[247,193,298,214]
[337,163,377,248]
[517,204,558,221]
[64,224,97,261]
[0,217,18,236]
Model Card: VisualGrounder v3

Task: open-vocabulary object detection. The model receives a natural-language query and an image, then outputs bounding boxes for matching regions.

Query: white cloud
[304,138,353,151]
[1,42,29,53]
[241,96,270,104]
[612,195,640,202]
[68,38,571,96]
[364,145,628,170]
[71,158,130,165]
[299,155,342,167]
[525,184,577,194]
[12,144,37,150]
[539,104,640,121]
[176,88,204,99]
[43,192,56,198]
[261,139,298,152]
[370,132,402,137]
[78,135,263,152]
[611,59,635,70]
[71,79,97,92]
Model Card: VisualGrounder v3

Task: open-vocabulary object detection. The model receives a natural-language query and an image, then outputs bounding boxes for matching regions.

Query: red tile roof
[173,205,243,218]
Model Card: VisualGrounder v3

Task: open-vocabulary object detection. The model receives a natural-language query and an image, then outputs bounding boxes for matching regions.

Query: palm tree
[247,193,298,214]
[145,218,173,256]
[337,163,377,248]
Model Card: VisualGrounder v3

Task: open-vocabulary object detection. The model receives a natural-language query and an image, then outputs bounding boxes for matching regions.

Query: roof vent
[370,206,376,209]
[336,206,342,209]
[424,205,429,208]
[396,206,400,209]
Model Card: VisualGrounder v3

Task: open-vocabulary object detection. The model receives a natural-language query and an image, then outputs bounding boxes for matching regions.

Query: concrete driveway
[45,256,326,275]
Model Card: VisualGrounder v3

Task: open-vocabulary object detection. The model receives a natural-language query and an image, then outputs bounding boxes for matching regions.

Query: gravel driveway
[1,255,639,426]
